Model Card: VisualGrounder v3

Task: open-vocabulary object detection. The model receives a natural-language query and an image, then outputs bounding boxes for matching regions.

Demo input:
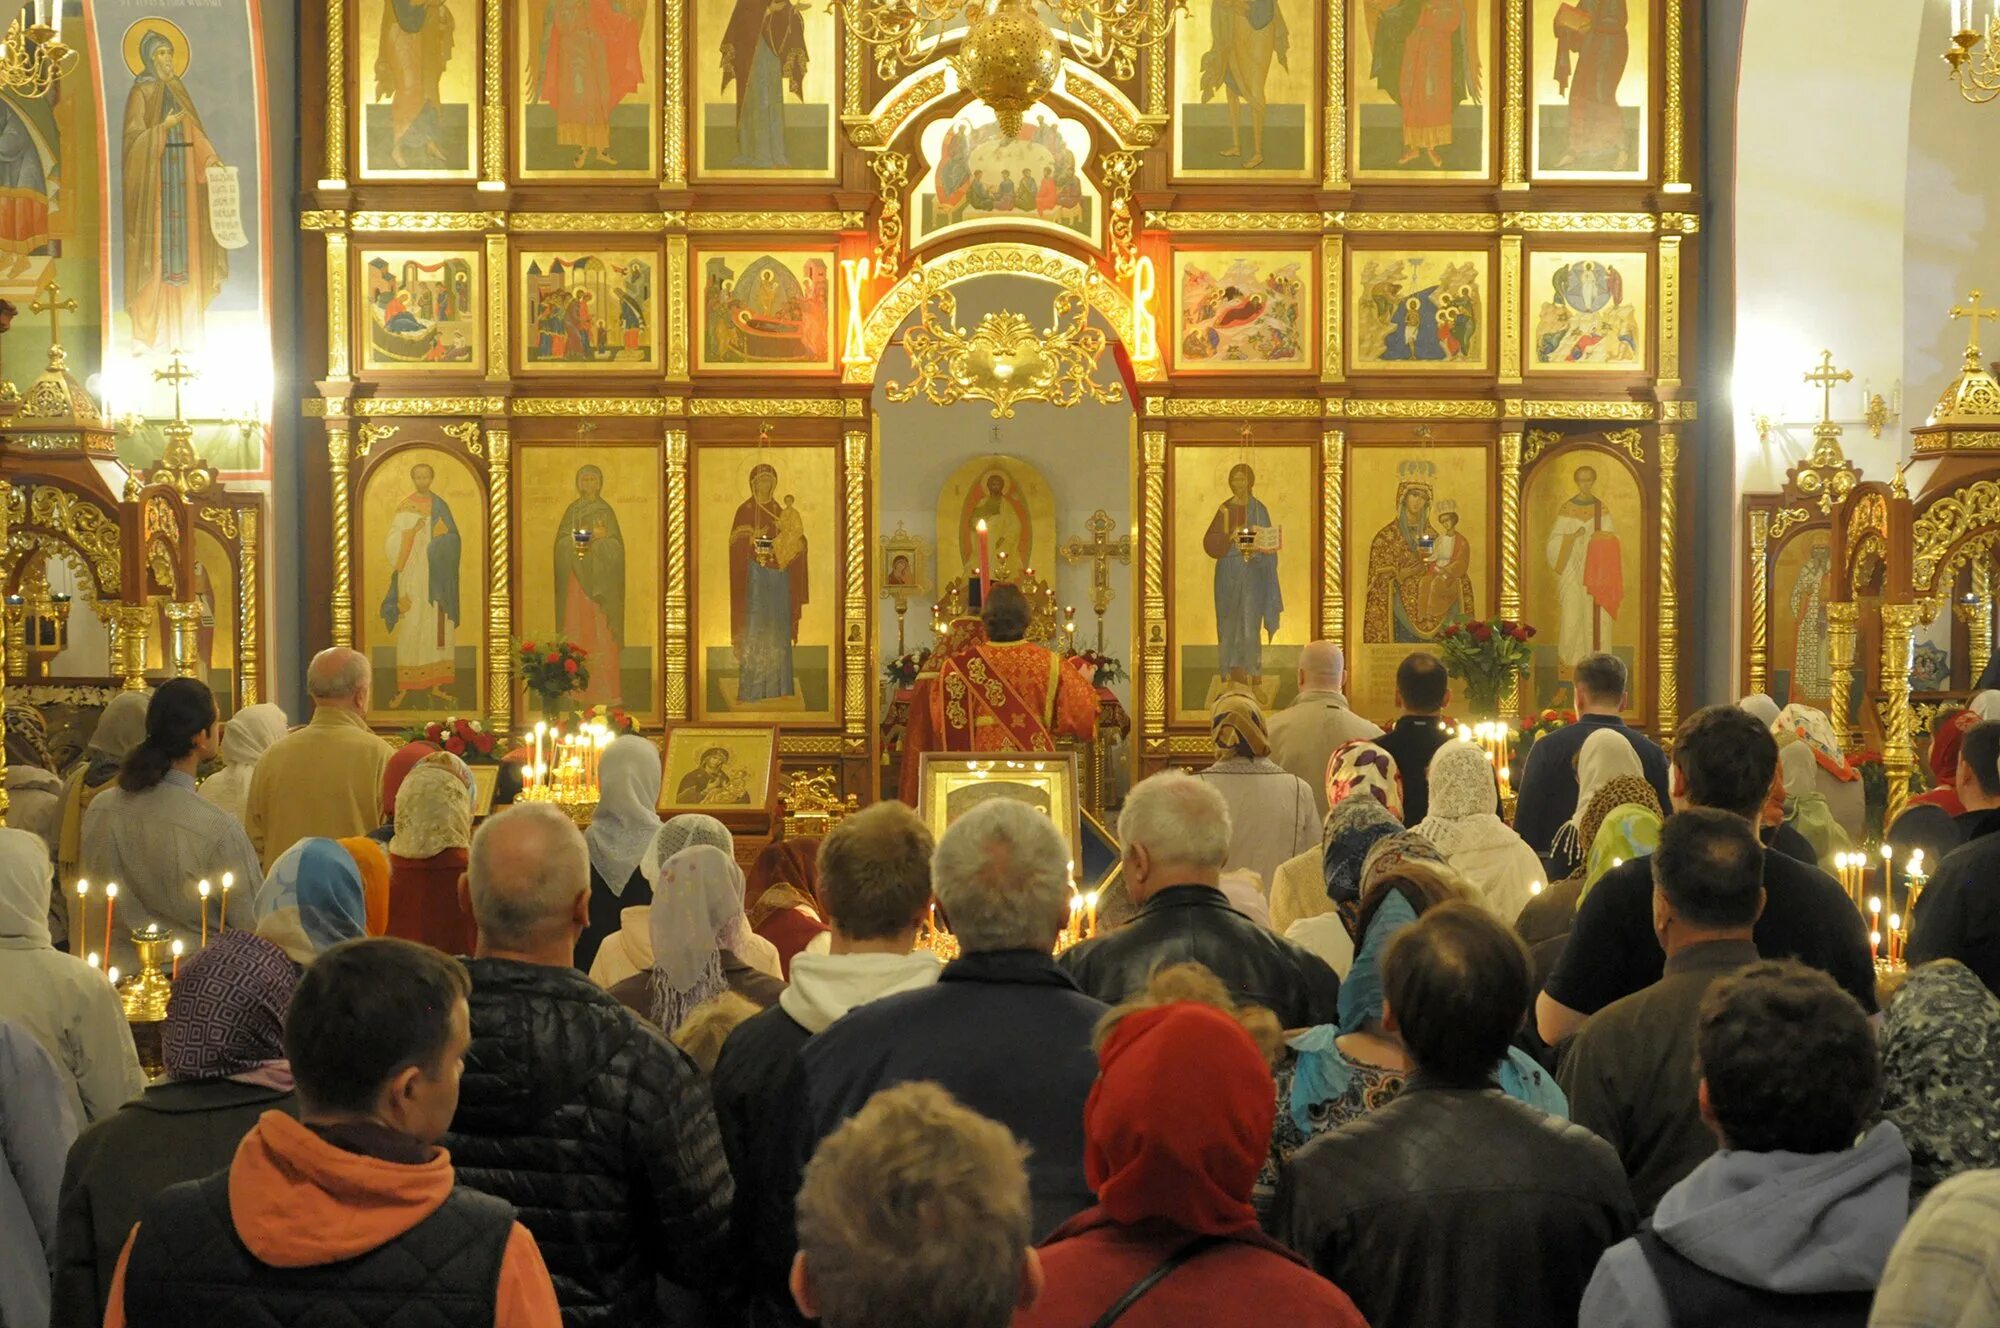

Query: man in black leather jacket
[445,804,735,1328]
[1276,902,1634,1328]
[1059,770,1340,1028]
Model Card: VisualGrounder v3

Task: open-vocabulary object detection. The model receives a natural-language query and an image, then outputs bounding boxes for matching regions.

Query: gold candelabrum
[0,1,78,99]
[915,885,1103,964]
[517,719,611,826]
[117,924,176,1078]
[1946,2,2000,104]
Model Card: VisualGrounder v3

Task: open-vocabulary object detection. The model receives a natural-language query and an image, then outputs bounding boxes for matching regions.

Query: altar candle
[1869,930,1881,963]
[220,873,233,931]
[171,938,183,981]
[1086,890,1100,938]
[197,880,210,948]
[1880,842,1894,898]
[73,880,87,958]
[976,519,991,598]
[1888,914,1903,964]
[102,884,117,964]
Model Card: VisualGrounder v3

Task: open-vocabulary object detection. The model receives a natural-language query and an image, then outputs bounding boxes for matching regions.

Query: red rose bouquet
[517,637,590,717]
[1436,618,1537,717]
[396,715,500,763]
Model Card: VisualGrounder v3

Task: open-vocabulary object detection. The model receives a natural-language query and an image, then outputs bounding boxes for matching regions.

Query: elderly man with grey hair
[1269,639,1384,817]
[245,646,392,871]
[1060,770,1341,1028]
[801,799,1107,1239]
[444,803,735,1327]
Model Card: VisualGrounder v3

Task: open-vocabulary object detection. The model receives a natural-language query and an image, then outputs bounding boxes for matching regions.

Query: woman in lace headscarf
[587,814,784,988]
[1413,739,1545,925]
[1545,728,1646,881]
[384,763,476,954]
[196,703,289,829]
[1880,959,2000,1201]
[578,734,662,972]
[608,841,784,1032]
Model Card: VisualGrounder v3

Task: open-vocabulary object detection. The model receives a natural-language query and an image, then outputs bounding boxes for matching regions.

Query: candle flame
[86,951,99,969]
[198,881,210,898]
[171,938,184,956]
[105,883,117,899]
[76,878,88,896]
[221,873,233,889]
[106,966,120,984]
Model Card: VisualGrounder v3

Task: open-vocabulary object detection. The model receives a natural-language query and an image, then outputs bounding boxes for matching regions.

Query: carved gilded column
[1663,0,1688,193]
[99,604,152,692]
[1321,429,1345,641]
[1502,0,1527,188]
[164,602,203,678]
[1140,428,1167,756]
[1827,601,1859,751]
[665,236,690,382]
[1658,236,1684,388]
[1323,0,1347,189]
[0,480,10,817]
[484,233,508,381]
[485,427,513,735]
[663,428,690,720]
[328,427,355,648]
[1499,236,1523,383]
[1881,602,1922,825]
[240,507,261,704]
[1321,236,1344,384]
[321,0,347,189]
[1747,509,1770,700]
[480,0,504,187]
[1971,562,1994,683]
[1656,426,1681,734]
[660,0,686,187]
[842,428,871,749]
[1499,430,1524,621]
[325,230,351,381]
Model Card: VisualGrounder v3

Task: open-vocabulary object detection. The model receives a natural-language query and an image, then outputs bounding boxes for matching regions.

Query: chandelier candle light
[1947,0,2000,103]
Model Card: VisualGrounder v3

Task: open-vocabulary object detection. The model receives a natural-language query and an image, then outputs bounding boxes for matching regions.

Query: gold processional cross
[153,350,197,423]
[1804,349,1854,428]
[29,274,76,357]
[1060,509,1133,653]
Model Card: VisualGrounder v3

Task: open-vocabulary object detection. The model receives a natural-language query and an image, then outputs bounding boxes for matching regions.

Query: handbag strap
[1087,1234,1229,1328]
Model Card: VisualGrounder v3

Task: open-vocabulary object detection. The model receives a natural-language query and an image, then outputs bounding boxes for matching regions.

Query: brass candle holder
[117,924,176,1078]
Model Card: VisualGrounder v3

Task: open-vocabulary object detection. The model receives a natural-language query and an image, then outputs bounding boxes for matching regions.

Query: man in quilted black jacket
[446,803,735,1328]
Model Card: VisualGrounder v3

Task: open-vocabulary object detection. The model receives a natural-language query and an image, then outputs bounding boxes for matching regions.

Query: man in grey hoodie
[710,802,942,1328]
[1580,959,1912,1327]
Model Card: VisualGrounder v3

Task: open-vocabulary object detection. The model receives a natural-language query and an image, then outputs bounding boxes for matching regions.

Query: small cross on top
[1950,289,1998,358]
[29,275,77,349]
[153,350,198,423]
[1804,350,1854,427]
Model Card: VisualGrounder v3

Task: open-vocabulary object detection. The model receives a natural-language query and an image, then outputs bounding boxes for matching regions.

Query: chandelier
[1946,0,2000,104]
[842,0,1185,127]
[0,0,77,99]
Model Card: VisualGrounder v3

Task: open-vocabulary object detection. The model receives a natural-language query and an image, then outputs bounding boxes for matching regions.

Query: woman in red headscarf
[743,837,825,976]
[1016,965,1368,1328]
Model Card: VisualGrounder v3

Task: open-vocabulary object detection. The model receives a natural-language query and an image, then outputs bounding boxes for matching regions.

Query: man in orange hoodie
[102,937,561,1328]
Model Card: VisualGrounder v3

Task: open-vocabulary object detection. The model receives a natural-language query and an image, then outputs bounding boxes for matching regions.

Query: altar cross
[1060,508,1133,652]
[28,275,76,350]
[1804,350,1853,427]
[153,350,197,423]
[1950,288,1998,358]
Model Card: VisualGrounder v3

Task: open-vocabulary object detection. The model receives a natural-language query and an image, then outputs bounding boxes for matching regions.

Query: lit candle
[171,937,184,981]
[1086,890,1100,938]
[1869,930,1881,963]
[197,880,210,948]
[102,884,117,965]
[976,519,991,598]
[1529,879,1544,896]
[1880,842,1894,897]
[86,950,99,972]
[106,966,120,986]
[73,879,87,958]
[220,872,233,931]
[1888,913,1903,964]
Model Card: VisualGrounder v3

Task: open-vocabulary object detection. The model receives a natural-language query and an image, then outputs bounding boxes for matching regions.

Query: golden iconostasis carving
[303,0,1699,791]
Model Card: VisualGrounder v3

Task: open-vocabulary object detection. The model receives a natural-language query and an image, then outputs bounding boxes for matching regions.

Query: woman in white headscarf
[1545,728,1646,879]
[0,827,144,1124]
[196,702,290,829]
[588,813,781,987]
[1413,739,1544,925]
[577,734,662,972]
[606,841,785,1031]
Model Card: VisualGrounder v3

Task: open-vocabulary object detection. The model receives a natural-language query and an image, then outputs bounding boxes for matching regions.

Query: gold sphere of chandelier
[954,0,1064,137]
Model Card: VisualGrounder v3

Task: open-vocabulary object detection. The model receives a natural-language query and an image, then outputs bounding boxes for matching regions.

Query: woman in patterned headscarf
[1880,959,2000,1202]
[4,704,64,856]
[1517,774,1663,993]
[52,931,302,1327]
[1272,741,1404,943]
[1195,692,1318,893]
[384,763,475,955]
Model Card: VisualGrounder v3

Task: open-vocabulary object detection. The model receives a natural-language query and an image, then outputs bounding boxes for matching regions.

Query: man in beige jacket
[1268,641,1383,818]
[246,648,393,871]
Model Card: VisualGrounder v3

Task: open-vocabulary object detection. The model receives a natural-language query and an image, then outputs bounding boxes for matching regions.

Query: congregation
[3,637,2000,1328]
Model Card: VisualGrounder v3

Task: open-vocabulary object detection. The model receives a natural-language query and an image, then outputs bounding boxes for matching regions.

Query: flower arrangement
[517,637,589,715]
[1436,618,1537,716]
[1069,649,1127,689]
[397,716,499,762]
[884,648,932,688]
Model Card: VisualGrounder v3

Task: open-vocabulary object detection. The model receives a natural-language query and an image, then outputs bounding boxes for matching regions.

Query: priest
[898,582,1100,805]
